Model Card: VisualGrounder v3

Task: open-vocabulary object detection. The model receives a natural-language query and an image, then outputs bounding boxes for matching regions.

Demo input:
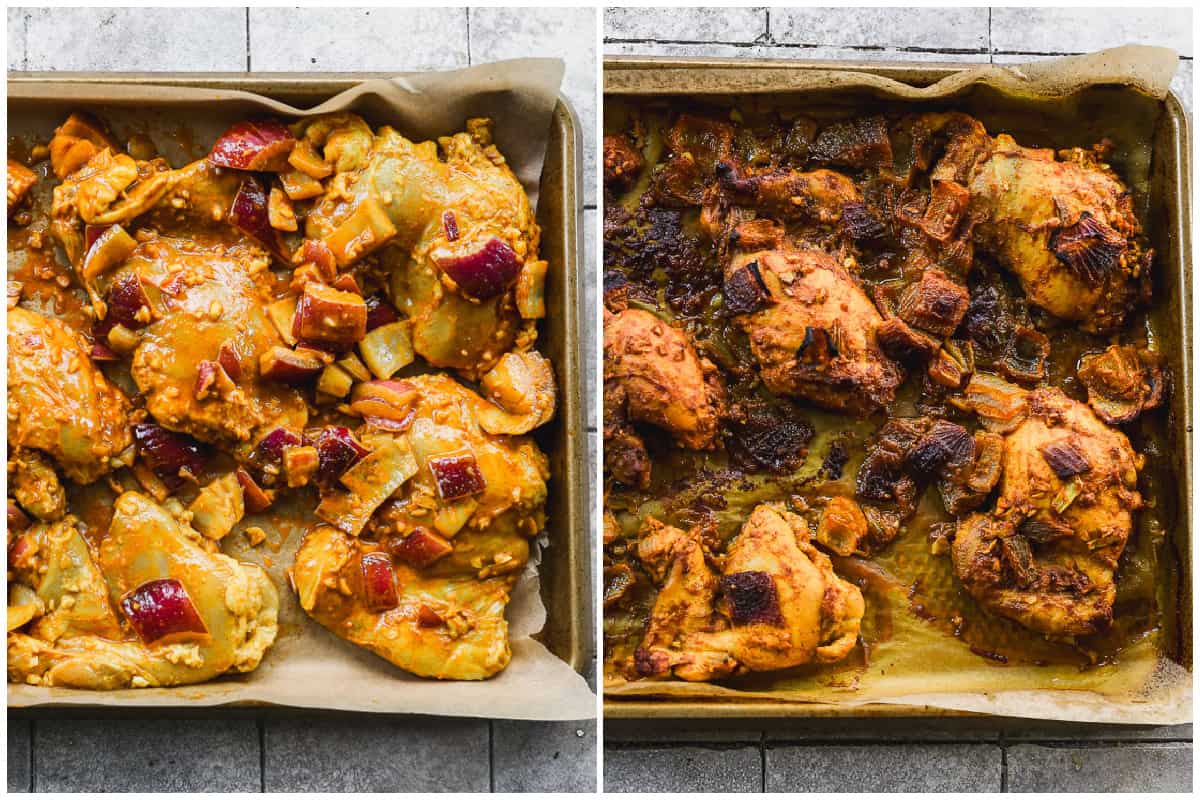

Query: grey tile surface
[264,714,489,792]
[606,720,765,743]
[1006,742,1192,793]
[771,7,989,53]
[23,7,247,71]
[605,40,991,63]
[991,7,1193,57]
[492,720,596,792]
[766,743,1003,793]
[1002,721,1193,742]
[605,6,767,44]
[7,718,32,792]
[35,718,260,792]
[472,7,598,207]
[7,7,26,70]
[605,745,763,792]
[249,7,468,71]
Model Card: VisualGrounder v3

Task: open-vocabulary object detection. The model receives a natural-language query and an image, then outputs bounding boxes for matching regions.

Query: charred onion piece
[360,552,399,612]
[132,424,207,491]
[1050,210,1127,286]
[1000,326,1051,384]
[1039,439,1091,479]
[208,119,295,172]
[428,453,486,500]
[1076,345,1165,424]
[120,578,208,644]
[897,268,969,338]
[723,260,771,315]
[434,237,522,300]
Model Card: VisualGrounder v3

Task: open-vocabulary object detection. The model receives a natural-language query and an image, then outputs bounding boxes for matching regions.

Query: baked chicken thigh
[603,308,727,487]
[725,246,902,416]
[634,504,863,681]
[952,388,1143,636]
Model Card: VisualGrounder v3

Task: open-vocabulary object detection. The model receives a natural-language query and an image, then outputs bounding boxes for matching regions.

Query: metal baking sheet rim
[601,56,1193,721]
[5,74,590,706]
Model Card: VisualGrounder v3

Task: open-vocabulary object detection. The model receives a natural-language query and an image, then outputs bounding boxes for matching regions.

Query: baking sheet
[603,47,1191,723]
[7,60,595,720]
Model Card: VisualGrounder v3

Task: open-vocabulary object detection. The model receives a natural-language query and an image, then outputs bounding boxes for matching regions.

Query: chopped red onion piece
[132,424,208,491]
[428,453,486,500]
[434,237,522,300]
[314,426,369,491]
[120,578,209,644]
[361,552,399,612]
[208,119,295,172]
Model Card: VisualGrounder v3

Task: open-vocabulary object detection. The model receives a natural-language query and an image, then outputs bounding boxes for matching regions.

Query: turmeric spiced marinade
[7,110,555,687]
[602,101,1174,687]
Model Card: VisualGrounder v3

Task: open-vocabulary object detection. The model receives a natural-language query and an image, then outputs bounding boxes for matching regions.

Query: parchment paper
[7,59,595,720]
[604,47,1191,724]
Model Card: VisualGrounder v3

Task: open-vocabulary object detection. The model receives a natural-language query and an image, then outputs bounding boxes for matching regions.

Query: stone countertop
[601,5,1191,794]
[6,6,597,793]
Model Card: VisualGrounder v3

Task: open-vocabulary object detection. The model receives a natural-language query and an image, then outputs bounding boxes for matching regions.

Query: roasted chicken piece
[8,492,279,689]
[7,159,37,216]
[952,388,1143,636]
[604,133,645,192]
[716,163,862,225]
[634,504,864,681]
[603,308,726,487]
[726,246,902,416]
[7,308,133,484]
[302,114,545,379]
[295,373,550,680]
[964,135,1149,333]
[101,234,309,449]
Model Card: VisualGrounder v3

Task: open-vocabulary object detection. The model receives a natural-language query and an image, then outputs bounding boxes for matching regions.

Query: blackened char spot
[723,260,770,315]
[722,571,784,626]
[726,402,814,474]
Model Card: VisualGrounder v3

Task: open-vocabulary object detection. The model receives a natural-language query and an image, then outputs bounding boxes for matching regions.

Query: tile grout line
[988,7,993,64]
[258,714,266,793]
[22,11,29,70]
[244,7,251,72]
[29,718,36,792]
[466,7,472,66]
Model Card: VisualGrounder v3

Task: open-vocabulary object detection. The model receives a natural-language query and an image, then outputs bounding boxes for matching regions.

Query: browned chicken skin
[952,388,1143,636]
[603,308,727,487]
[726,246,903,416]
[914,112,1150,334]
[634,504,864,681]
